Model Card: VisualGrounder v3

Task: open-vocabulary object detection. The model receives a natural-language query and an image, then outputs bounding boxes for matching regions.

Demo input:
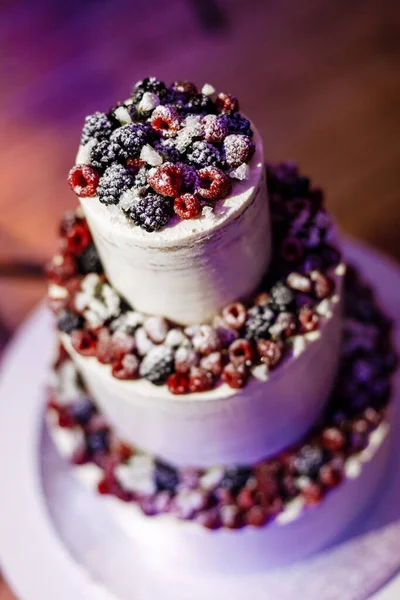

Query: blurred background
[0,0,399,595]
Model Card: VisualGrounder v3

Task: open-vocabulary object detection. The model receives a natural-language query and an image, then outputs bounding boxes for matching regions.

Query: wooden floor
[0,0,399,596]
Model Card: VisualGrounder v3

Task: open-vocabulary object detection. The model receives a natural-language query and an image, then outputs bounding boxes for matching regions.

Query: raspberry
[111,330,136,360]
[216,93,239,113]
[188,367,214,392]
[174,194,201,220]
[112,353,140,380]
[129,192,173,232]
[144,316,169,344]
[175,347,199,373]
[57,310,83,334]
[302,482,323,505]
[321,427,346,452]
[176,163,200,193]
[245,506,268,527]
[90,140,121,172]
[196,166,231,200]
[299,306,319,332]
[199,351,223,376]
[311,271,335,299]
[65,221,91,254]
[110,124,149,160]
[126,157,146,171]
[202,115,228,143]
[319,464,342,488]
[221,112,252,137]
[229,339,254,366]
[186,141,221,168]
[192,325,221,355]
[46,253,77,285]
[270,312,297,339]
[223,134,255,167]
[181,93,215,115]
[154,461,179,493]
[148,162,183,197]
[68,164,100,197]
[222,302,247,329]
[269,281,295,312]
[70,330,98,357]
[222,362,249,389]
[280,237,304,263]
[97,164,135,206]
[151,105,180,137]
[139,345,174,385]
[132,77,168,104]
[256,339,283,368]
[167,372,189,395]
[96,327,113,364]
[170,80,198,97]
[78,243,103,275]
[244,306,275,341]
[81,112,114,145]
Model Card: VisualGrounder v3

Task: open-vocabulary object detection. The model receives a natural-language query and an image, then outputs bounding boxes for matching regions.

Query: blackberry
[78,243,103,275]
[139,345,174,385]
[97,164,135,206]
[186,141,221,168]
[220,467,252,494]
[180,93,216,115]
[154,460,179,492]
[133,166,149,190]
[131,77,168,104]
[90,140,121,173]
[244,306,275,341]
[293,445,324,479]
[154,139,182,164]
[57,310,84,334]
[221,112,253,137]
[81,112,114,146]
[286,176,310,198]
[110,124,149,160]
[129,193,173,232]
[86,429,109,455]
[269,282,295,312]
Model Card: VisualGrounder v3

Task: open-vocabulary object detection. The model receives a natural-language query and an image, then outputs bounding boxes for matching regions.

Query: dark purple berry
[57,310,83,334]
[97,164,135,206]
[129,192,173,232]
[154,461,179,492]
[81,112,114,146]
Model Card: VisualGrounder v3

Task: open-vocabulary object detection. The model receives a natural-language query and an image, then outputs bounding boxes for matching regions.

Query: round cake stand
[0,239,400,600]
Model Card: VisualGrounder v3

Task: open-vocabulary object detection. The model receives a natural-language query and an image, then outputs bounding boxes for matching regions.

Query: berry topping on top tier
[69,78,256,231]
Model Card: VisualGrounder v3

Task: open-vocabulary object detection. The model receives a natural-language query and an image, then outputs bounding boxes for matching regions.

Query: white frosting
[48,412,391,572]
[61,269,344,467]
[78,126,271,325]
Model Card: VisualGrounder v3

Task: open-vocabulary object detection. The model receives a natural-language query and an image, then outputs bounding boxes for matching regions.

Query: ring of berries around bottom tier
[48,266,397,530]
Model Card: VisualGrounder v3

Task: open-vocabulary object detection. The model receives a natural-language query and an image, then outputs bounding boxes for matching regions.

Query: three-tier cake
[46,78,397,571]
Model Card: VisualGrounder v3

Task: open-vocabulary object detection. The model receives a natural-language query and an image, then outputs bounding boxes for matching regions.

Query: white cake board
[0,239,400,600]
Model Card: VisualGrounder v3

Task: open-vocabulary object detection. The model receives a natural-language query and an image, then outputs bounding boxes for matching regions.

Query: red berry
[302,482,323,505]
[96,327,114,364]
[98,475,114,495]
[245,505,268,527]
[280,237,304,263]
[216,92,239,113]
[311,271,335,299]
[126,157,146,171]
[167,372,189,395]
[299,306,319,332]
[68,164,100,197]
[188,367,214,393]
[222,362,249,389]
[256,340,283,368]
[192,325,221,355]
[171,80,198,96]
[66,222,91,254]
[112,353,140,380]
[237,488,256,510]
[70,330,98,356]
[46,253,77,284]
[111,331,136,360]
[321,427,345,452]
[223,134,255,167]
[150,105,180,137]
[254,291,270,306]
[148,162,184,197]
[222,302,247,329]
[229,339,254,366]
[200,351,223,376]
[174,194,201,220]
[319,464,342,488]
[202,115,228,143]
[196,166,231,200]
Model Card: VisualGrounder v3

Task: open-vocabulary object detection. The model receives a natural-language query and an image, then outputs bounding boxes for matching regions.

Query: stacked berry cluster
[48,269,397,529]
[49,164,342,393]
[68,78,256,231]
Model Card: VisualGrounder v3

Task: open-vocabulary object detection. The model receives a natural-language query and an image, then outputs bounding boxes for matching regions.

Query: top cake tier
[68,79,271,325]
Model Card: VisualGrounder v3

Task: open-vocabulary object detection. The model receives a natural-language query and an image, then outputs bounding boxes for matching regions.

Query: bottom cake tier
[47,266,397,571]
